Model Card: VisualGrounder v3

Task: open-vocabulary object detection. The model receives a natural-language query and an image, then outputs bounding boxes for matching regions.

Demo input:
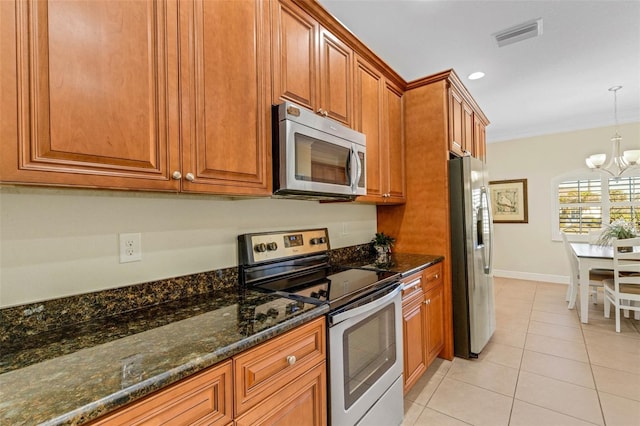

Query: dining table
[569,242,615,323]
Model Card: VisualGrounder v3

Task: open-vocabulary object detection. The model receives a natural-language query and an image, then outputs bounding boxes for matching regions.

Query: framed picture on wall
[489,179,528,223]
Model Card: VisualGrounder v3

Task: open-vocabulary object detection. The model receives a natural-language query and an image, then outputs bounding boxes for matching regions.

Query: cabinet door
[1,0,180,190]
[463,102,474,156]
[235,363,327,426]
[448,87,465,157]
[319,28,352,126]
[272,0,318,111]
[402,294,427,394]
[383,80,406,202]
[425,282,445,365]
[179,0,271,195]
[474,115,487,162]
[353,55,384,201]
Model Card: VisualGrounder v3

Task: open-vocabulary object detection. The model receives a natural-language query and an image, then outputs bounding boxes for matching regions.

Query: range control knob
[266,242,278,251]
[254,243,267,253]
[310,237,326,245]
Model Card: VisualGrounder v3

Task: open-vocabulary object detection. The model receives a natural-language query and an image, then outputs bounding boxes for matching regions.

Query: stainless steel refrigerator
[449,156,496,358]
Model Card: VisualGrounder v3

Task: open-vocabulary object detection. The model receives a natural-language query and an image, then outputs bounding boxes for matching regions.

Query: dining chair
[603,237,640,333]
[561,232,610,308]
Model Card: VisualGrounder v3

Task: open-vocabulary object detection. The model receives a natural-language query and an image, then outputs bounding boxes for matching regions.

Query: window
[553,174,639,240]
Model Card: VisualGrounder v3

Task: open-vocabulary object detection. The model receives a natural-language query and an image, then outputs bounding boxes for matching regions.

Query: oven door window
[295,133,351,185]
[342,303,396,409]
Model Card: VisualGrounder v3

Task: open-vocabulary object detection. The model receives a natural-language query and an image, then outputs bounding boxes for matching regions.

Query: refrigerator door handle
[481,186,493,274]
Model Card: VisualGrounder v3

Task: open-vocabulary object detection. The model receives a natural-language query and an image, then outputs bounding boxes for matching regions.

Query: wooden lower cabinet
[89,360,234,426]
[235,363,327,426]
[401,263,445,394]
[401,272,427,394]
[424,267,445,365]
[88,317,326,426]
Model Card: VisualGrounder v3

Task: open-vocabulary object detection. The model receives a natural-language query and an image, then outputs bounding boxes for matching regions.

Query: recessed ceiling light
[468,72,485,80]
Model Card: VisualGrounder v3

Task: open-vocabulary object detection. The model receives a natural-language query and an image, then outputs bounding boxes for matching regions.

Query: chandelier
[585,86,640,177]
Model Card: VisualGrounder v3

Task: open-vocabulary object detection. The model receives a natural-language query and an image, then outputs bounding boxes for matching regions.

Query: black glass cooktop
[255,267,400,310]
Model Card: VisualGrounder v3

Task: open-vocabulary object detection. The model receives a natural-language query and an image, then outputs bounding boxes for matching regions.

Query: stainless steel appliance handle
[330,284,401,325]
[481,186,493,274]
[353,146,362,193]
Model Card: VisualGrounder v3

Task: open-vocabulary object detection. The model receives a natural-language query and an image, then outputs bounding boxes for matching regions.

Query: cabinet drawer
[234,317,326,416]
[401,271,424,301]
[422,263,443,290]
[89,360,233,426]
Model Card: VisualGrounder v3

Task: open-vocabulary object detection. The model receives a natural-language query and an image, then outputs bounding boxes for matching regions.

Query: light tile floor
[402,277,640,426]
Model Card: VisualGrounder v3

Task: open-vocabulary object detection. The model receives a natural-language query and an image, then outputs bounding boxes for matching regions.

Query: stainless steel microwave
[272,102,366,200]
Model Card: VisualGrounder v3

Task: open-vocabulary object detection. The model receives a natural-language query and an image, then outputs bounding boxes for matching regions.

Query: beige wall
[0,187,376,307]
[486,122,640,283]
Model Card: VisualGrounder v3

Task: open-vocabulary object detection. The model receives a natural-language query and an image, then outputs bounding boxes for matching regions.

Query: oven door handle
[329,284,401,326]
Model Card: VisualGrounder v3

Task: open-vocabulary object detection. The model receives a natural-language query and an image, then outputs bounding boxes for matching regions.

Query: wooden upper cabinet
[474,115,487,162]
[179,0,272,195]
[384,80,406,202]
[272,0,353,127]
[319,28,353,125]
[271,0,318,111]
[353,55,405,204]
[0,0,180,190]
[1,0,272,195]
[448,87,465,157]
[448,82,487,160]
[353,55,384,200]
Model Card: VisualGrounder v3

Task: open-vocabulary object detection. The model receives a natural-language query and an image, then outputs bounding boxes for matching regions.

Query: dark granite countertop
[341,252,444,278]
[0,248,441,425]
[0,288,328,425]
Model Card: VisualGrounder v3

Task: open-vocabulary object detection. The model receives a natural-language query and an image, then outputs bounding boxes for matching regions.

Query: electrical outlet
[119,233,142,263]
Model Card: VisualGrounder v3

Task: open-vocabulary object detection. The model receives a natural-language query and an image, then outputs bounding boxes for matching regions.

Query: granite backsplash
[0,243,374,345]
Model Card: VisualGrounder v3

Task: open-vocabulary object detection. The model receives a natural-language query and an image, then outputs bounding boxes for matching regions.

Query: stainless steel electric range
[238,228,404,426]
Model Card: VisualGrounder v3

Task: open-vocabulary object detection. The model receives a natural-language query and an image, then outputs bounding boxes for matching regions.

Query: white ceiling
[317,0,640,143]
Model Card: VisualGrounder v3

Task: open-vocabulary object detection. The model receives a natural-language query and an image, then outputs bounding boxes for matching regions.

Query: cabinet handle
[185,173,195,182]
[171,171,182,180]
[404,278,422,292]
[286,355,297,366]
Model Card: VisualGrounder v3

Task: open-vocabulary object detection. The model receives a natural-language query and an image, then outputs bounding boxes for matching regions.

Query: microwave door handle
[345,149,352,187]
[354,148,362,192]
[349,146,361,193]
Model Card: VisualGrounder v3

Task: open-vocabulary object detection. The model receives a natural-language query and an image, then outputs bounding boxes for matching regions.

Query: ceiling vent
[493,18,543,47]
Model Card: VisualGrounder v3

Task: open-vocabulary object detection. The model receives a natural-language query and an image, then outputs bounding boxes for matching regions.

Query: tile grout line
[506,283,536,425]
[578,293,608,426]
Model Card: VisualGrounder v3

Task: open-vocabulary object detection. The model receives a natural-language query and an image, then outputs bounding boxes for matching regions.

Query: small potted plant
[596,218,638,251]
[371,232,395,262]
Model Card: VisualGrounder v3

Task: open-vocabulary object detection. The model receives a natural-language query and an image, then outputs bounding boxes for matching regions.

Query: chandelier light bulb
[623,150,640,165]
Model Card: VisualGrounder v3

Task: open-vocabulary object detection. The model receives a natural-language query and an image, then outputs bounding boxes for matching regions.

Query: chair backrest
[561,231,580,281]
[612,237,640,291]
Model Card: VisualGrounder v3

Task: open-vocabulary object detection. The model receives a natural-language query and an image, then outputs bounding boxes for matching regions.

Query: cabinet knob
[171,171,182,180]
[424,299,431,305]
[317,108,324,115]
[185,173,195,182]
[286,355,297,366]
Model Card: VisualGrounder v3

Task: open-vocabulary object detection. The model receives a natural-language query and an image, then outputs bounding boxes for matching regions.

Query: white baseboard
[492,269,569,285]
